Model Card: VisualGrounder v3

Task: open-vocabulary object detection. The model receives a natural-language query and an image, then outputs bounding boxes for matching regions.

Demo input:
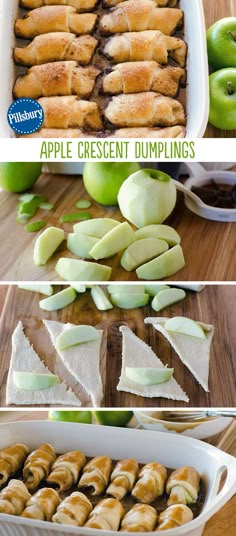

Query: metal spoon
[162,411,236,422]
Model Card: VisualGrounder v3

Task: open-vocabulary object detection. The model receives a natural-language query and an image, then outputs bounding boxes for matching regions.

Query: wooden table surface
[203,0,236,138]
[0,410,235,536]
[0,284,235,408]
[0,173,235,282]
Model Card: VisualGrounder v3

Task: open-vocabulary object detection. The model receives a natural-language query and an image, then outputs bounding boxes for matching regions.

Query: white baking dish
[0,421,235,536]
[0,0,209,138]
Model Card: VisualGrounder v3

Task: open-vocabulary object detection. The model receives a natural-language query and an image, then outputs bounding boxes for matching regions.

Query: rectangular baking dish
[0,0,209,139]
[0,421,235,536]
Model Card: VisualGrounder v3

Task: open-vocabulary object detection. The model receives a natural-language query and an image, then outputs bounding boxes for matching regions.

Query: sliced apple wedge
[55,258,112,281]
[121,238,169,271]
[165,317,206,340]
[111,292,149,309]
[71,284,86,293]
[13,371,59,391]
[125,367,174,385]
[91,286,113,311]
[136,245,185,280]
[56,325,99,351]
[39,287,76,311]
[107,285,145,294]
[18,284,53,296]
[33,227,64,266]
[89,222,135,260]
[145,284,170,297]
[73,218,120,238]
[67,233,99,260]
[135,224,181,246]
[152,288,186,312]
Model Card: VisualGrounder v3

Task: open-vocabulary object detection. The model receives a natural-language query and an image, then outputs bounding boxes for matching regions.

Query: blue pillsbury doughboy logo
[7,98,44,135]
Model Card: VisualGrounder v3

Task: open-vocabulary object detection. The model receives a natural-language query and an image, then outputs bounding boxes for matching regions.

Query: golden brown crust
[14,34,98,67]
[105,92,186,128]
[15,6,97,39]
[132,462,167,504]
[106,459,139,500]
[47,451,86,491]
[78,456,112,495]
[102,61,185,97]
[20,0,98,10]
[121,503,158,532]
[112,126,185,137]
[166,466,200,506]
[13,62,101,99]
[104,0,177,6]
[23,444,56,491]
[21,488,61,521]
[99,0,183,36]
[52,492,93,526]
[20,128,91,138]
[0,480,31,516]
[103,30,187,67]
[156,504,194,530]
[0,444,29,486]
[85,498,125,531]
[38,96,103,129]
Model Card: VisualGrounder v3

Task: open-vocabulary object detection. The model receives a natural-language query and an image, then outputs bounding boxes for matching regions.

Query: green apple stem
[227,81,234,95]
[227,31,236,42]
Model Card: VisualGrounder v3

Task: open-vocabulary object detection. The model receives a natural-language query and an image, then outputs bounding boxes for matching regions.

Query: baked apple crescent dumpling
[103,0,178,7]
[52,492,93,526]
[21,488,61,521]
[112,126,186,137]
[121,503,158,532]
[0,444,29,487]
[0,480,31,516]
[23,443,56,491]
[20,0,98,10]
[132,462,167,504]
[106,458,139,500]
[85,498,125,531]
[156,504,194,531]
[166,466,200,506]
[78,456,112,495]
[47,450,86,491]
[38,97,103,130]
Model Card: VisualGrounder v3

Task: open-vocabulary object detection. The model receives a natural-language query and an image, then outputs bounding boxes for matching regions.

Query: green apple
[83,162,140,206]
[125,367,174,385]
[107,284,145,294]
[33,227,65,266]
[13,371,59,391]
[136,245,185,280]
[18,284,53,296]
[56,258,112,282]
[74,218,120,238]
[0,162,42,193]
[67,233,99,259]
[39,287,76,311]
[121,238,169,271]
[207,17,236,70]
[151,288,186,312]
[89,222,135,260]
[91,286,113,311]
[144,284,170,297]
[110,292,149,309]
[93,410,133,427]
[118,168,177,228]
[165,317,206,339]
[56,325,99,351]
[71,284,86,293]
[135,224,181,246]
[209,69,236,129]
[48,410,92,424]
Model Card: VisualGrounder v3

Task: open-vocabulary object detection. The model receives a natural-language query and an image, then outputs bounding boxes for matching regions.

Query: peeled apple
[118,168,177,228]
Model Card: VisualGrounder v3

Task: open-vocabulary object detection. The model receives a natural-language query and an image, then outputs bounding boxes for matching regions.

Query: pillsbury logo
[7,99,44,135]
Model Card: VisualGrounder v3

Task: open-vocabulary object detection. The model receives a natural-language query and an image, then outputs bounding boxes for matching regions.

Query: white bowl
[0,421,236,536]
[134,411,233,440]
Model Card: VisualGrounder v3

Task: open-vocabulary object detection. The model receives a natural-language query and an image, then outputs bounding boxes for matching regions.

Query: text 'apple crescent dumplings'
[166,466,200,506]
[38,97,103,130]
[0,480,31,516]
[0,444,29,487]
[20,0,98,10]
[112,126,186,137]
[103,0,178,7]
[52,492,93,526]
[106,458,139,500]
[104,92,186,128]
[156,504,194,531]
[85,498,125,531]
[102,62,185,97]
[21,488,61,521]
[132,462,167,504]
[103,31,187,67]
[23,443,56,491]
[14,34,98,67]
[120,503,158,532]
[47,450,86,491]
[99,0,183,36]
[13,62,101,100]
[15,6,97,39]
[78,456,112,495]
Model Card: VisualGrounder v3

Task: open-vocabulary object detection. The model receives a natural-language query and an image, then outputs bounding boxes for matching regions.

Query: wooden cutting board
[0,173,235,282]
[0,284,235,408]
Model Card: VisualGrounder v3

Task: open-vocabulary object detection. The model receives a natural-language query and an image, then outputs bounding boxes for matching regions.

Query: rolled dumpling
[132,462,167,503]
[23,444,56,490]
[47,451,86,491]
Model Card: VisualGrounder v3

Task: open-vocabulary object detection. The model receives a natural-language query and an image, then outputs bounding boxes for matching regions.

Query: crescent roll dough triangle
[145,317,214,392]
[6,321,81,406]
[44,320,104,406]
[117,326,189,402]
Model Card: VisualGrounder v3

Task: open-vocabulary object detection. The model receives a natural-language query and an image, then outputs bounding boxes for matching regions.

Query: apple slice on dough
[135,224,181,246]
[90,222,135,260]
[33,227,64,266]
[165,316,205,339]
[44,320,104,407]
[6,321,81,406]
[145,317,214,392]
[121,238,169,271]
[73,218,120,238]
[39,287,76,311]
[117,326,189,402]
[56,258,112,282]
[56,325,99,351]
[125,367,174,385]
[13,371,59,391]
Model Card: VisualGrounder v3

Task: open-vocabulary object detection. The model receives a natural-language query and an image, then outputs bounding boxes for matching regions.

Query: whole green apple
[83,162,140,206]
[93,410,133,427]
[207,17,236,70]
[0,162,42,193]
[209,68,236,129]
